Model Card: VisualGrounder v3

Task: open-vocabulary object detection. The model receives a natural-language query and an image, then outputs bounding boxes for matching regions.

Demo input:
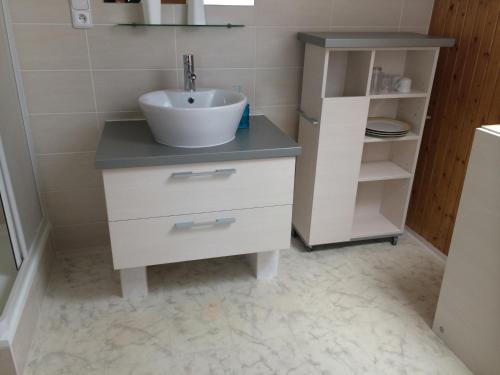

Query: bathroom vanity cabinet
[95,116,300,298]
[293,32,454,249]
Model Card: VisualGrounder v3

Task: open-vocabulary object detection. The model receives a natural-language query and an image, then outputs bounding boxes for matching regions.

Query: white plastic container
[187,0,206,25]
[142,0,161,25]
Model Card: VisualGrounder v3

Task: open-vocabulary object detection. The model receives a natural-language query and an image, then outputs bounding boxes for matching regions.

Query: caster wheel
[391,236,399,246]
[305,245,314,252]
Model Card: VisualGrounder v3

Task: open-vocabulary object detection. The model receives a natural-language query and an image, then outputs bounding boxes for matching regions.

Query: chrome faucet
[183,54,197,92]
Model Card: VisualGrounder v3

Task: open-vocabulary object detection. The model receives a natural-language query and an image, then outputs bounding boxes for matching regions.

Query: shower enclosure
[0,198,18,315]
[0,2,46,372]
[0,0,42,321]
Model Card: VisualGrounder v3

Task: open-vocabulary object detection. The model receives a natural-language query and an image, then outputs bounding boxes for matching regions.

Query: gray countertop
[298,32,455,48]
[95,116,301,169]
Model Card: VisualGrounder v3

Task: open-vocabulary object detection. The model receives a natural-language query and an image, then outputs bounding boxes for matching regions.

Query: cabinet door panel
[292,116,320,242]
[109,205,292,269]
[103,158,295,221]
[310,97,369,244]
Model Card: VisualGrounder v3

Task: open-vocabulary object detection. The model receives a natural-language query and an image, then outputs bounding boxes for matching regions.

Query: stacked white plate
[366,117,411,138]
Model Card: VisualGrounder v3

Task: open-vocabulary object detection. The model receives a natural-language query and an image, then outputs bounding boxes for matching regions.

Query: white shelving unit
[369,92,427,99]
[359,162,411,182]
[293,32,453,249]
[364,133,419,143]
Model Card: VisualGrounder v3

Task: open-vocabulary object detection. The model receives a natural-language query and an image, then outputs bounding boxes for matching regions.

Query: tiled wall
[8,0,434,253]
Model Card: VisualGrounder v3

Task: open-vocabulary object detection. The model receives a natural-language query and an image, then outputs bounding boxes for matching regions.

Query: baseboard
[405,226,447,264]
[0,340,16,375]
[0,219,52,374]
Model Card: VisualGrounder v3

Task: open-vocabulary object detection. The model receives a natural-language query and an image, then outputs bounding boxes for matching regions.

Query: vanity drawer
[103,158,295,221]
[109,205,292,269]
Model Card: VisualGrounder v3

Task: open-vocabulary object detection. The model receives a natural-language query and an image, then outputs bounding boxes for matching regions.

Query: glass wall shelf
[116,23,244,28]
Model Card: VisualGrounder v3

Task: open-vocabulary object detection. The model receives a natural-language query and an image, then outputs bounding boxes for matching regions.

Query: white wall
[8,0,435,253]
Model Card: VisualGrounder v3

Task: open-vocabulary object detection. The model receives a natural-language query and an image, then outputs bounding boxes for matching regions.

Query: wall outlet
[71,10,92,28]
[70,0,92,28]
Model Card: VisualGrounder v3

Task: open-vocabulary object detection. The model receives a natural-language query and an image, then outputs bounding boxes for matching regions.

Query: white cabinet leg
[120,267,148,298]
[248,250,280,280]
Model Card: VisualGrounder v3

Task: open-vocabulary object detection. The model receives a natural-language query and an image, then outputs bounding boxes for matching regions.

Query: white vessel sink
[139,89,247,148]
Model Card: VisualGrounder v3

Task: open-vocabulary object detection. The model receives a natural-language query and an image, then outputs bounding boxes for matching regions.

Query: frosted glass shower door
[0,198,17,314]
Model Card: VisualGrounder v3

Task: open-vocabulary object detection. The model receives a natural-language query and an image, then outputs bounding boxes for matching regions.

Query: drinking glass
[381,74,393,93]
[371,66,382,94]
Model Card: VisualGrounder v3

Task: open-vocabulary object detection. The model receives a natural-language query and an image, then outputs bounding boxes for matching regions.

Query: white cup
[142,0,161,25]
[187,0,206,25]
[394,77,412,93]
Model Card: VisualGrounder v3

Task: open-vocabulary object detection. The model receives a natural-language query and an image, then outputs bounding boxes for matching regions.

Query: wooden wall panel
[407,0,500,254]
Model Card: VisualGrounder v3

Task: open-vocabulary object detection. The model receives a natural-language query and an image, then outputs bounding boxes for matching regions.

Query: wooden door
[407,0,500,254]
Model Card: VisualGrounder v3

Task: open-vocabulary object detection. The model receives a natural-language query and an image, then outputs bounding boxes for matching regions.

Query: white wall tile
[23,71,95,114]
[53,222,110,252]
[90,1,175,25]
[256,105,299,140]
[97,112,144,135]
[93,70,178,112]
[256,27,315,68]
[400,0,434,32]
[13,25,89,70]
[195,68,255,105]
[8,0,71,24]
[30,113,100,154]
[255,68,302,107]
[206,5,256,25]
[90,0,141,25]
[399,26,429,34]
[255,0,333,27]
[175,27,256,69]
[330,26,401,32]
[44,188,107,226]
[174,4,256,25]
[87,26,177,69]
[37,153,103,192]
[331,0,403,28]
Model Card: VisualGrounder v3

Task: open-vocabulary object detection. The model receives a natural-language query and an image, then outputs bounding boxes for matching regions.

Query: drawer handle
[298,109,320,125]
[171,168,237,179]
[174,217,236,230]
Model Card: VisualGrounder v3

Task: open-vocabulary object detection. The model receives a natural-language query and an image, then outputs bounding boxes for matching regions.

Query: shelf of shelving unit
[369,91,428,99]
[350,179,410,239]
[351,211,401,239]
[370,49,438,95]
[359,161,412,182]
[359,139,417,181]
[364,132,419,143]
[325,50,372,97]
[368,97,427,136]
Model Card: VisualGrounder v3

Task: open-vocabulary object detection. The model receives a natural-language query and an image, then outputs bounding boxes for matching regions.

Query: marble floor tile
[23,235,472,375]
[235,336,317,375]
[170,348,241,375]
[27,316,108,375]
